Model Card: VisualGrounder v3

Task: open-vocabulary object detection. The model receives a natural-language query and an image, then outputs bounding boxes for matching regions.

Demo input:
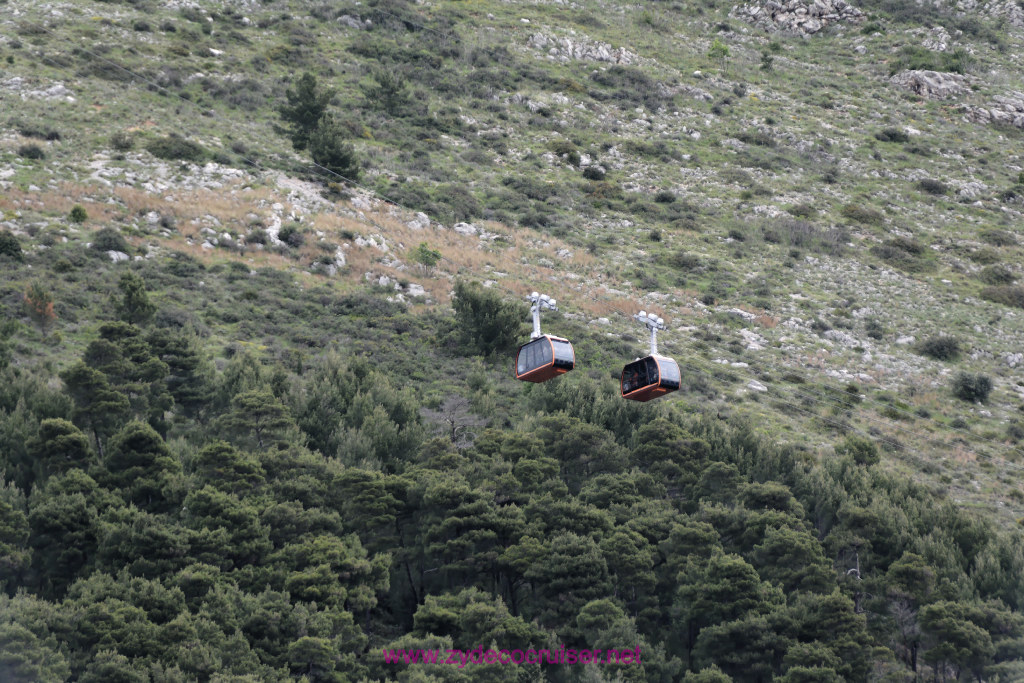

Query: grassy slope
[2,0,1023,524]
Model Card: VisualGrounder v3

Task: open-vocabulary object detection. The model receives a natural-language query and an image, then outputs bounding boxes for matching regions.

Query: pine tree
[308,113,360,182]
[278,72,334,151]
[23,282,55,338]
[115,272,156,326]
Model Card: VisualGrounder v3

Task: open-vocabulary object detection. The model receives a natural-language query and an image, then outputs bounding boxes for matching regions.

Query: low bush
[952,372,992,403]
[918,178,948,195]
[18,144,45,159]
[916,335,960,361]
[979,229,1017,247]
[278,223,305,248]
[91,227,130,253]
[841,203,885,225]
[871,237,930,271]
[0,231,23,262]
[888,45,970,75]
[18,125,60,140]
[978,265,1016,285]
[110,131,135,151]
[980,285,1024,309]
[875,128,909,143]
[146,134,206,162]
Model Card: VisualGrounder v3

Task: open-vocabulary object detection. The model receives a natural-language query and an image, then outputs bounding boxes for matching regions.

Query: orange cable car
[621,354,680,402]
[515,292,575,383]
[621,311,679,402]
[516,334,575,382]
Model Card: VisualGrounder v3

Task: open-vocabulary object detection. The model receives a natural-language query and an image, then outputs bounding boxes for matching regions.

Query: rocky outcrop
[732,0,865,35]
[527,33,638,64]
[956,0,1024,28]
[966,92,1024,129]
[890,70,969,99]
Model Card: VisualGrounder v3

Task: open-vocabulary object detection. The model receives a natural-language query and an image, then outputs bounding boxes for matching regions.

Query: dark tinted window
[518,338,552,374]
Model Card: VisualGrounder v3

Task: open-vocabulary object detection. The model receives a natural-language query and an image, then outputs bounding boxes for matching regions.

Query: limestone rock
[966,92,1024,129]
[955,0,1024,28]
[890,70,969,100]
[407,212,430,231]
[527,32,639,64]
[732,0,865,35]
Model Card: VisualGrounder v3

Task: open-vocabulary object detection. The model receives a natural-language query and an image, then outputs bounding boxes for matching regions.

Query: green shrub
[308,114,360,181]
[278,223,305,248]
[69,205,88,223]
[549,140,581,166]
[979,229,1017,247]
[146,134,206,161]
[841,204,885,225]
[875,128,908,143]
[582,166,605,180]
[836,435,880,466]
[91,227,130,253]
[979,265,1015,285]
[18,144,45,159]
[17,124,60,140]
[411,242,441,268]
[969,248,1002,265]
[669,251,702,271]
[888,45,970,75]
[871,236,930,271]
[980,285,1024,309]
[918,178,948,195]
[916,335,960,361]
[110,131,135,151]
[434,184,481,224]
[451,280,524,356]
[0,230,23,262]
[952,372,992,403]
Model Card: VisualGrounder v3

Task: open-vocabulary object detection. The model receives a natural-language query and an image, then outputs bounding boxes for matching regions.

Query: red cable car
[515,292,575,383]
[621,311,679,402]
[621,354,680,402]
[516,334,575,383]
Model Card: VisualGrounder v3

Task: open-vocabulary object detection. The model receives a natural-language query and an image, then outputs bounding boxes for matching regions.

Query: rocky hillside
[2,0,1024,527]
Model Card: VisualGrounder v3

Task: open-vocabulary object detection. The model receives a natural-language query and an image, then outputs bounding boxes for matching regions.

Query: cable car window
[645,357,658,384]
[551,339,573,366]
[518,337,552,375]
[659,358,680,383]
[538,339,552,366]
[622,359,647,394]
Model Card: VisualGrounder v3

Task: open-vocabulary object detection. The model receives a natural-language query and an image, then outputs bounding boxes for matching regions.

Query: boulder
[966,92,1024,129]
[890,70,970,99]
[732,0,865,34]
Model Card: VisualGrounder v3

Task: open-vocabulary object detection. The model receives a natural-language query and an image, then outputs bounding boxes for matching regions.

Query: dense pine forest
[4,0,1024,678]
[1,236,1023,681]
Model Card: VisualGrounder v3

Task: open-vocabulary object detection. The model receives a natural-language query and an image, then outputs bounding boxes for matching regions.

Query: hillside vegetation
[2,0,1024,680]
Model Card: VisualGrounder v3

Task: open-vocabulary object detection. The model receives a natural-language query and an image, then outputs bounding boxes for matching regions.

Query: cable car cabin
[621,354,680,402]
[515,335,575,383]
